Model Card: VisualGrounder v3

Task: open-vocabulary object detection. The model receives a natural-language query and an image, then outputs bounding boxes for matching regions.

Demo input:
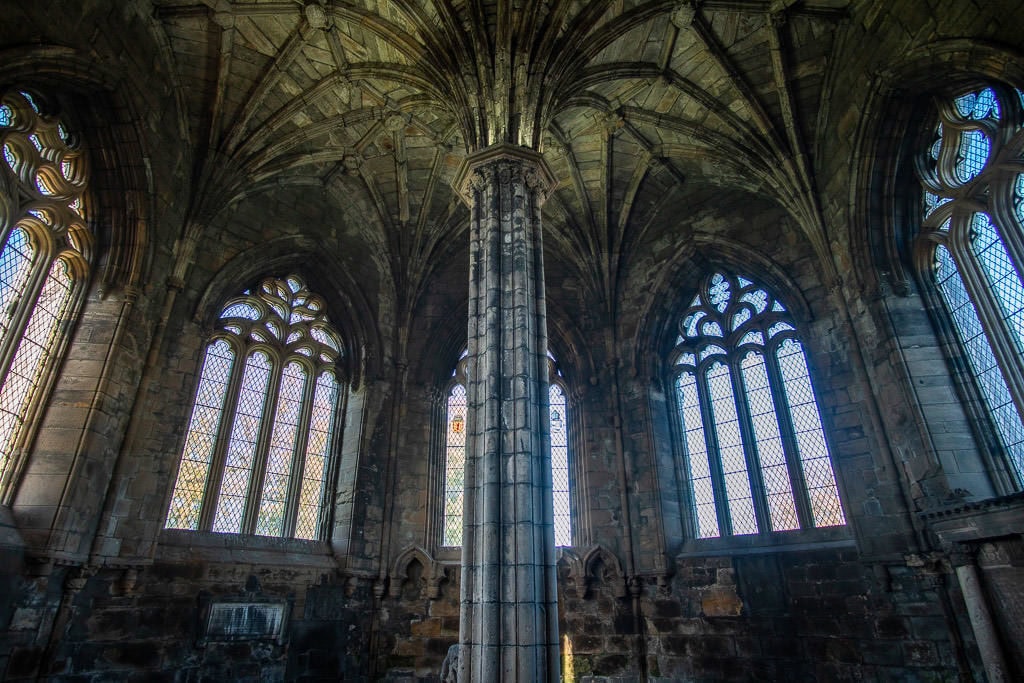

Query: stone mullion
[456,145,559,683]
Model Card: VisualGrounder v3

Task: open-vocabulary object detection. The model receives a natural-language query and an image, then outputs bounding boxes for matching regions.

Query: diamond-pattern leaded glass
[935,246,1024,482]
[255,362,306,536]
[0,230,34,348]
[165,340,235,530]
[295,372,337,539]
[969,213,1024,353]
[443,383,467,546]
[676,371,719,538]
[919,87,1024,488]
[0,90,90,489]
[672,271,846,538]
[167,275,344,538]
[776,339,846,527]
[550,383,572,546]
[213,352,272,533]
[0,259,73,480]
[707,362,758,535]
[741,352,798,531]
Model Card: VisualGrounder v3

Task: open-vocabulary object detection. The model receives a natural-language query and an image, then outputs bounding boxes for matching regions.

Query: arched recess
[850,38,1024,503]
[178,239,384,558]
[636,240,849,556]
[0,45,169,562]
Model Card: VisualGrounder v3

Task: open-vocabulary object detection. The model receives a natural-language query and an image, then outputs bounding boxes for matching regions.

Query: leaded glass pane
[677,371,719,538]
[1016,173,1024,225]
[0,229,34,348]
[955,88,999,120]
[221,303,260,320]
[935,246,1024,483]
[443,384,467,546]
[673,270,845,537]
[0,259,74,480]
[776,339,847,527]
[166,340,234,530]
[255,362,306,536]
[969,213,1024,353]
[212,352,272,533]
[550,384,572,546]
[740,352,799,531]
[0,105,11,127]
[706,362,758,535]
[295,373,337,540]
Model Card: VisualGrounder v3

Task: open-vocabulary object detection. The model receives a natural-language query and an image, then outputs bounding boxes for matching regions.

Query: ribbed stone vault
[149,0,850,334]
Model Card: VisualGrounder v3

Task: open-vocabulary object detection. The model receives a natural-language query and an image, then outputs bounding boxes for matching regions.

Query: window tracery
[672,271,845,539]
[916,85,1024,488]
[165,275,344,540]
[0,89,90,490]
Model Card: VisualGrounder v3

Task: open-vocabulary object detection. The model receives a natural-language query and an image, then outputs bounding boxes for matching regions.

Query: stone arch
[389,545,448,600]
[194,235,382,390]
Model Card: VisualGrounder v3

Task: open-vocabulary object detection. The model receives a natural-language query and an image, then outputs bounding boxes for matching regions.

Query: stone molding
[452,143,558,207]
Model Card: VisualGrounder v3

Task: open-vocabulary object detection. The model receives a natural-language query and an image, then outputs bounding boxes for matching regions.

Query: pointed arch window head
[917,85,1024,488]
[165,275,344,540]
[672,271,845,539]
[0,90,91,489]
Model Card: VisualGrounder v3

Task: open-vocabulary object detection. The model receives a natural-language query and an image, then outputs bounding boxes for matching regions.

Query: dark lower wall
[0,545,985,682]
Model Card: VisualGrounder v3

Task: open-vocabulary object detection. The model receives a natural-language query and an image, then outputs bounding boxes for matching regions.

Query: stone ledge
[157,528,338,568]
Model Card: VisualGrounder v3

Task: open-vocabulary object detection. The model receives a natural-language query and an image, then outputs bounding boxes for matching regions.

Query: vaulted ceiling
[149,0,851,332]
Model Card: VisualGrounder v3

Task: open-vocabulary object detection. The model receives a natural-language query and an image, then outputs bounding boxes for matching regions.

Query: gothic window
[549,381,572,547]
[916,85,1024,489]
[0,90,91,491]
[165,275,344,540]
[671,271,846,539]
[439,352,575,548]
[441,380,467,547]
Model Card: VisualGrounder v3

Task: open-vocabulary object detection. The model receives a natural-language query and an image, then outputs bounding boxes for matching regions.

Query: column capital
[453,143,558,207]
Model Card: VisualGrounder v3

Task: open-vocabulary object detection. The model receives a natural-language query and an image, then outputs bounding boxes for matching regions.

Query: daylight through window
[672,271,845,539]
[165,275,344,539]
[916,85,1024,487]
[0,90,90,487]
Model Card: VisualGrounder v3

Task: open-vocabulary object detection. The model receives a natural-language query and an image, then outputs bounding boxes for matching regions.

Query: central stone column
[454,144,560,682]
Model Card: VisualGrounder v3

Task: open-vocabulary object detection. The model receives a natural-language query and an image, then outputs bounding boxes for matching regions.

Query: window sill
[677,525,854,558]
[157,528,338,567]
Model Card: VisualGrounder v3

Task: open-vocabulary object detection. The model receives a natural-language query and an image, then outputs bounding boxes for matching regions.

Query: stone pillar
[454,144,559,682]
[952,545,1009,682]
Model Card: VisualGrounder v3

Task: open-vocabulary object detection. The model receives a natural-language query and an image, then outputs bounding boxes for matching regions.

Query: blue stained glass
[935,246,1024,483]
[1015,174,1024,226]
[20,92,38,112]
[0,105,11,127]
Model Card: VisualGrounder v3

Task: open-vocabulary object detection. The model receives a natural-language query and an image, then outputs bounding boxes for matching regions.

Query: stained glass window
[672,271,845,538]
[165,275,345,539]
[0,90,90,487]
[918,86,1024,487]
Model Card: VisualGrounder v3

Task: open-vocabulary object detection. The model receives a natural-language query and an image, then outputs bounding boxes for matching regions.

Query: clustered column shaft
[455,145,560,682]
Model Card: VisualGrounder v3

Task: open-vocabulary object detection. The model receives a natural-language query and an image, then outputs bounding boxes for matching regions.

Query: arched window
[549,381,572,547]
[441,380,467,548]
[0,90,91,491]
[439,350,575,548]
[915,85,1024,489]
[671,271,845,539]
[165,275,344,540]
